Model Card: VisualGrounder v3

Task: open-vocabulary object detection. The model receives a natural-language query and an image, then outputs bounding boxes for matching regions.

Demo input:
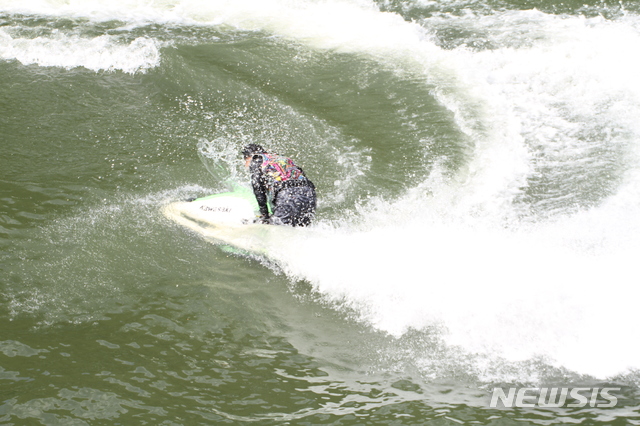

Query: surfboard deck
[162,187,298,255]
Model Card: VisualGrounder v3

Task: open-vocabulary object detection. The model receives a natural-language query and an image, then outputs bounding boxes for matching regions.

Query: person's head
[242,144,266,167]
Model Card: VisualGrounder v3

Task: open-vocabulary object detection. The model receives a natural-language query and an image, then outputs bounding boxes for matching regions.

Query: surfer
[242,144,316,227]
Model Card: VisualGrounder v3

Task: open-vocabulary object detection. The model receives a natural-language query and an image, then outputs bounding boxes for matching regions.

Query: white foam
[0,29,161,73]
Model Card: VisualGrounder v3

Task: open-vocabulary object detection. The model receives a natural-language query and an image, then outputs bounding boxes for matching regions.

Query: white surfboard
[162,187,299,255]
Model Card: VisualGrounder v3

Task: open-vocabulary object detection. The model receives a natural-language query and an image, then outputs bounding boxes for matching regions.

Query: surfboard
[162,186,298,256]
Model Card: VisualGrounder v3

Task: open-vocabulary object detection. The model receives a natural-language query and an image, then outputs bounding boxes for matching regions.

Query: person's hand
[253,216,269,225]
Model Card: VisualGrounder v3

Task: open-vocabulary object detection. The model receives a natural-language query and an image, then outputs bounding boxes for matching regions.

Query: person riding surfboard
[242,144,316,227]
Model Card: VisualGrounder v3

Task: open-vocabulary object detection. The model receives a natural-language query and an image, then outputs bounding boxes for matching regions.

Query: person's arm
[249,156,270,219]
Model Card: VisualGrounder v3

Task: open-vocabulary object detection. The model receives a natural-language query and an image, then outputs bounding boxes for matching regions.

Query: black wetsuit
[249,154,316,227]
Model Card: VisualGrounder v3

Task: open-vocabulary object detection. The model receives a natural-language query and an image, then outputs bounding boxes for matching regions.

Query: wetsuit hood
[242,144,266,158]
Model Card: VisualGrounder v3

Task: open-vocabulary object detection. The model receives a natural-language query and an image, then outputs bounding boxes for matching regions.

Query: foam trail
[271,199,640,380]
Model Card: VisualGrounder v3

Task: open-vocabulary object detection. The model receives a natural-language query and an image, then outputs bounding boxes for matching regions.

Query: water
[2,0,640,424]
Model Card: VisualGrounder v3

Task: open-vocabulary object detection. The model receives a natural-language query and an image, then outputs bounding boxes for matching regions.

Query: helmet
[241,144,266,158]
